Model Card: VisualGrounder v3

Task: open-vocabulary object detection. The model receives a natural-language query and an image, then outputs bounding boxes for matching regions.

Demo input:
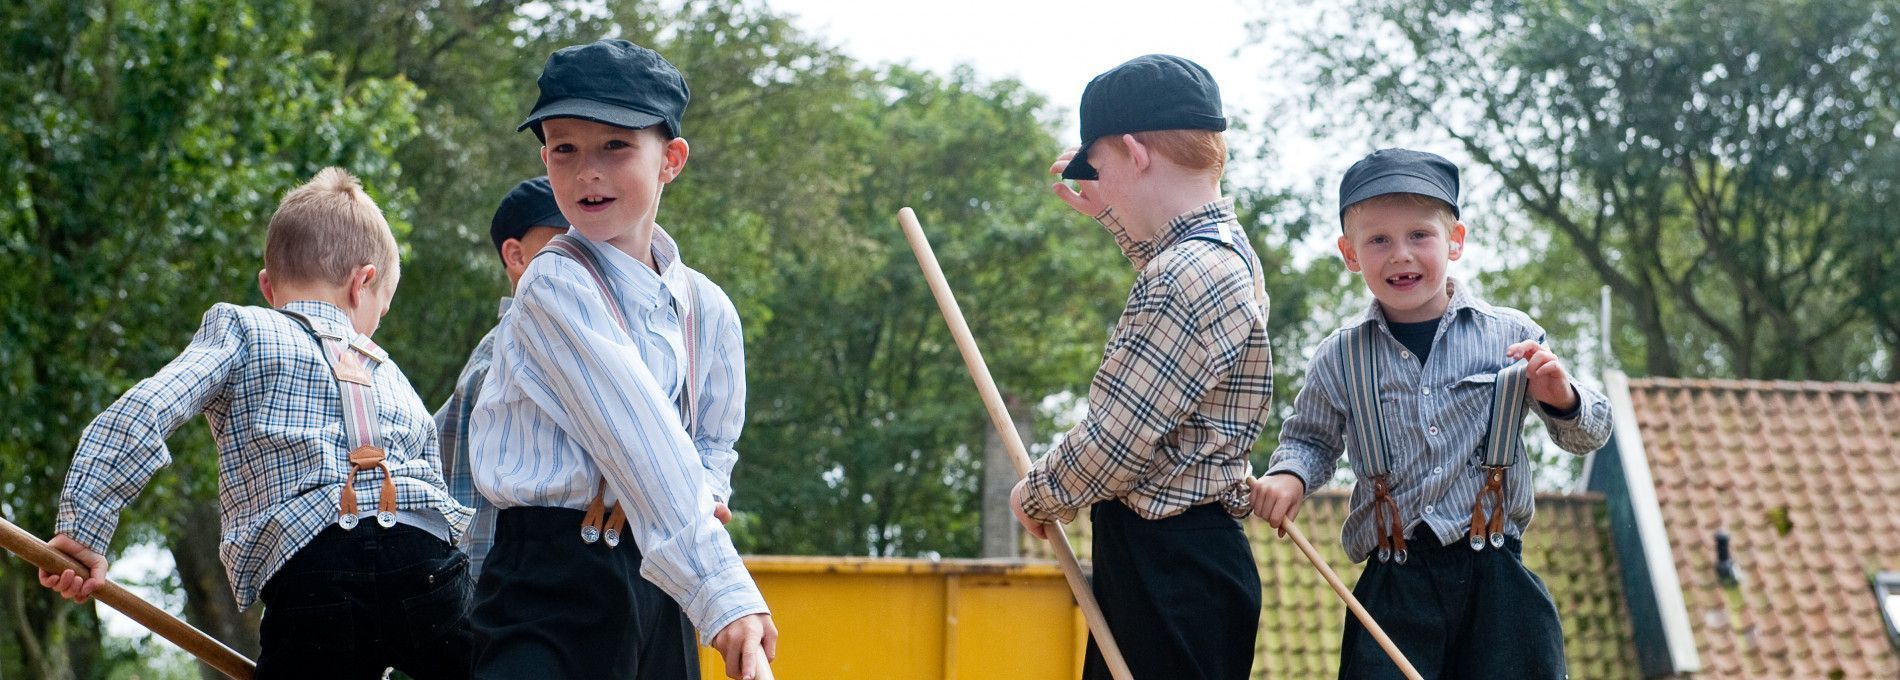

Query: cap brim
[1339,173,1459,218]
[517,98,667,136]
[1061,143,1100,180]
[528,206,570,229]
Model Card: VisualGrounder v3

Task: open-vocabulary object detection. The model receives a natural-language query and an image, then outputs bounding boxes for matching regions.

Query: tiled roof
[1628,378,1900,678]
[1027,490,1642,677]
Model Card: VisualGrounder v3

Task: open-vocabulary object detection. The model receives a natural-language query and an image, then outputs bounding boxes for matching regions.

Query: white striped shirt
[1265,281,1612,562]
[469,226,761,635]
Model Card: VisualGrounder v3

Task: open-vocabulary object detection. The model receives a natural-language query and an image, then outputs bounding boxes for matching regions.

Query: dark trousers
[470,507,699,680]
[255,523,473,680]
[1339,532,1567,680]
[1082,501,1260,680]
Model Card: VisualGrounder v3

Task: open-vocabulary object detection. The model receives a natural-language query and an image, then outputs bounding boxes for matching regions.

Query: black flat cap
[490,176,569,255]
[1064,54,1228,181]
[519,39,689,142]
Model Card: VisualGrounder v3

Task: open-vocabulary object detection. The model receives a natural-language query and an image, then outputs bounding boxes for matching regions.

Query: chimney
[1715,531,1741,586]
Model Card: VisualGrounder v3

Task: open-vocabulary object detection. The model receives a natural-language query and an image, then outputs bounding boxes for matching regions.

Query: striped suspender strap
[279,310,397,530]
[1339,324,1408,563]
[1469,361,1531,550]
[535,234,700,547]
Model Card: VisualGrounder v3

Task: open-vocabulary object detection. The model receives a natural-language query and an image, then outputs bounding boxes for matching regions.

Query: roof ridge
[1626,376,1900,394]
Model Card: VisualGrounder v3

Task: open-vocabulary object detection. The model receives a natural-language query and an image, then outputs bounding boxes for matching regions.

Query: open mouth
[577,195,616,212]
[1386,272,1423,289]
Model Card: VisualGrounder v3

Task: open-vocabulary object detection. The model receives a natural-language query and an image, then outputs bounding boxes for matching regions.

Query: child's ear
[661,137,690,183]
[1447,220,1468,261]
[257,269,275,306]
[1337,235,1362,272]
[347,264,378,307]
[1121,134,1150,172]
[501,239,530,277]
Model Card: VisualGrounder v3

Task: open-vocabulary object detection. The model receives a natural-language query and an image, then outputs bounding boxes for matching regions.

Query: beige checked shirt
[1020,199,1273,523]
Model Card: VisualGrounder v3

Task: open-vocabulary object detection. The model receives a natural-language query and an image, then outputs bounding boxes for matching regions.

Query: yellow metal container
[699,556,1087,680]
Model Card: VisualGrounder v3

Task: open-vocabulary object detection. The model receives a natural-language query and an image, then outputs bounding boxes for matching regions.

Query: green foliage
[1285,0,1900,380]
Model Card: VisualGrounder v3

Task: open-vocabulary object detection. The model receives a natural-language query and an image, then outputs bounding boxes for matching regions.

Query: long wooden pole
[0,517,255,679]
[898,208,1135,680]
[1282,521,1422,680]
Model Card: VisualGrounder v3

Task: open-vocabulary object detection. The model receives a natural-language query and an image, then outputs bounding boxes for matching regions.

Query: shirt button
[1424,505,1435,514]
[1421,386,1431,395]
[1428,425,1440,435]
[1432,466,1443,475]
[1400,350,1410,359]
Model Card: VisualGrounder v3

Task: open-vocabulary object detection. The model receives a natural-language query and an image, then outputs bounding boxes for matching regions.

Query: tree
[1283,0,1900,380]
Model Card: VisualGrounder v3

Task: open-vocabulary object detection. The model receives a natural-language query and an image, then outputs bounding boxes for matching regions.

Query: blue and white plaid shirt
[56,301,470,609]
[1265,281,1612,562]
[433,297,508,578]
[471,226,761,636]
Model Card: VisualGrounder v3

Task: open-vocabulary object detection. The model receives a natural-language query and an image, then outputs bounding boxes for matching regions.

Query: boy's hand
[1008,479,1049,540]
[714,502,732,525]
[1048,147,1108,218]
[1507,340,1579,412]
[37,534,108,603]
[1249,474,1307,538]
[710,612,778,680]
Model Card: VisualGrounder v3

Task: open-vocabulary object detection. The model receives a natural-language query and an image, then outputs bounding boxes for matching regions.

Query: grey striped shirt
[1265,281,1611,562]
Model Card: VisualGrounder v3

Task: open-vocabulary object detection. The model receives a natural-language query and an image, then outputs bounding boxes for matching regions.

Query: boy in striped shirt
[40,168,473,679]
[1253,148,1613,679]
[466,39,773,680]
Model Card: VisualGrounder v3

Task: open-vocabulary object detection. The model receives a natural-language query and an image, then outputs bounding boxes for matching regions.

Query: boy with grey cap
[1253,148,1612,678]
[1014,54,1271,680]
[468,40,773,680]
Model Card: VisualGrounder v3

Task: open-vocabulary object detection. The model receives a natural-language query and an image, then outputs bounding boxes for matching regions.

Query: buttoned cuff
[680,562,771,638]
[1018,468,1079,524]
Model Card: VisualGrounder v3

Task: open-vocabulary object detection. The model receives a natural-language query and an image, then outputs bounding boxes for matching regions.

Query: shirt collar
[280,300,387,361]
[496,296,513,319]
[583,224,686,310]
[1352,276,1484,328]
[1105,198,1238,270]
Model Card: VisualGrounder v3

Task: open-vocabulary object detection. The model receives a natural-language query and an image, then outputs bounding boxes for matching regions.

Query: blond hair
[1342,192,1457,230]
[265,168,398,287]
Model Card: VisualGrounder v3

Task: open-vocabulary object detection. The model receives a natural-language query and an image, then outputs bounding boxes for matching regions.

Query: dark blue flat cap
[519,39,689,142]
[1338,148,1461,224]
[490,176,569,255]
[1064,54,1228,180]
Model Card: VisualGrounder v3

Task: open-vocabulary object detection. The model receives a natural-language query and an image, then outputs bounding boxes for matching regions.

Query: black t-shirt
[1387,317,1440,365]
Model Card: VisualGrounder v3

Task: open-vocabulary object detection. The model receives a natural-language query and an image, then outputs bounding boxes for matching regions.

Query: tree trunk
[980,393,1033,559]
[172,502,260,680]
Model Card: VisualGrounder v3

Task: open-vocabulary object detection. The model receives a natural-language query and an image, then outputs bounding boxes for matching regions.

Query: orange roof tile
[1627,377,1900,678]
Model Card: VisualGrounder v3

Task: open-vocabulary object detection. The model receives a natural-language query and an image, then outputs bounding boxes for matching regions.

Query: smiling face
[1338,194,1467,323]
[539,117,688,249]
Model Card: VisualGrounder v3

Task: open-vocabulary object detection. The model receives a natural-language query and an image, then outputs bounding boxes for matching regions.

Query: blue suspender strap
[1340,324,1408,563]
[533,234,700,547]
[1469,361,1531,550]
[279,310,397,530]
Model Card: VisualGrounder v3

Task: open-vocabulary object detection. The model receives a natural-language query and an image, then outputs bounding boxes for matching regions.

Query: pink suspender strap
[280,310,397,530]
[535,234,701,547]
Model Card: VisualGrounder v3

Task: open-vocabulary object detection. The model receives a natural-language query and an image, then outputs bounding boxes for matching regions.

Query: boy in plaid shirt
[1010,54,1271,680]
[40,168,472,679]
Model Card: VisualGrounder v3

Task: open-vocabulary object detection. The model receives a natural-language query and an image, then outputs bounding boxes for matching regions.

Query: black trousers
[470,507,699,680]
[255,523,473,680]
[1082,501,1261,680]
[1339,532,1567,680]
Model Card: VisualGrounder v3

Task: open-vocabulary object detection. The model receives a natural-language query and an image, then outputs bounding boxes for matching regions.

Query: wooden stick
[0,517,256,680]
[1282,521,1422,680]
[898,208,1136,680]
